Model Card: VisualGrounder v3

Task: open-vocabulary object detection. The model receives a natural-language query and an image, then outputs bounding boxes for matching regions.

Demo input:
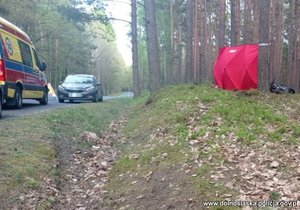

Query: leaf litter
[17,94,300,209]
[53,117,127,209]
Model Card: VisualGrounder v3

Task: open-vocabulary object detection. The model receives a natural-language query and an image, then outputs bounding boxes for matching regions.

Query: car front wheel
[93,92,99,103]
[99,95,103,102]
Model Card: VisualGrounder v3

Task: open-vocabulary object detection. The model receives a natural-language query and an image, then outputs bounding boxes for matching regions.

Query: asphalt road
[2,97,76,119]
[1,93,133,120]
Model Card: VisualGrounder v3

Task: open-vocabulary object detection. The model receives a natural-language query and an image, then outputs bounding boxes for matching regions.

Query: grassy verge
[106,85,300,209]
[0,98,132,209]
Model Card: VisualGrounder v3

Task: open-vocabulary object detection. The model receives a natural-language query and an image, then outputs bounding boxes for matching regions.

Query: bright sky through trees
[106,0,132,66]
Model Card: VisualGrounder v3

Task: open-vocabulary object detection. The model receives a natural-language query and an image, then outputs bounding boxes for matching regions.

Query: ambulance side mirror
[41,62,47,71]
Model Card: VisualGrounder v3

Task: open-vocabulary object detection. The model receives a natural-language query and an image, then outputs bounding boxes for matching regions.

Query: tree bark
[131,0,140,97]
[185,0,194,83]
[253,0,259,43]
[217,0,226,48]
[242,0,253,43]
[230,0,240,46]
[199,0,207,82]
[258,0,271,90]
[144,0,161,92]
[296,0,300,91]
[269,0,283,82]
[193,0,200,82]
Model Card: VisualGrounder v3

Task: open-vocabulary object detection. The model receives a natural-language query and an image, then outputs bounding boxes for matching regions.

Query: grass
[105,84,300,209]
[1,85,300,209]
[0,98,132,209]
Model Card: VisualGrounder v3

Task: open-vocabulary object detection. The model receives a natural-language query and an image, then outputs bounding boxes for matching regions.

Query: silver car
[57,74,103,103]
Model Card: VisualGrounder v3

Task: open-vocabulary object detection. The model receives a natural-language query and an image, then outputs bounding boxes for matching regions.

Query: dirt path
[53,117,126,210]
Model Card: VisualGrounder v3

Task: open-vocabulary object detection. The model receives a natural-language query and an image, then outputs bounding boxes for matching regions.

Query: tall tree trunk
[242,0,253,43]
[217,0,226,49]
[199,0,207,82]
[258,0,271,90]
[54,38,59,88]
[287,0,300,91]
[296,0,300,92]
[206,0,213,80]
[169,0,175,83]
[288,0,300,91]
[230,0,240,46]
[253,0,259,43]
[185,0,194,83]
[287,0,296,87]
[193,0,200,82]
[131,0,140,97]
[172,1,183,84]
[175,22,183,83]
[144,0,161,92]
[269,0,283,82]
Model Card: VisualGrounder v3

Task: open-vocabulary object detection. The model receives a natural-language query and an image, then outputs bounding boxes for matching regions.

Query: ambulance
[0,17,48,118]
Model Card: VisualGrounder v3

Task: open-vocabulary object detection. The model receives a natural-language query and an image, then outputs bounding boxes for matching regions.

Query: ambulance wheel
[14,86,22,109]
[40,90,48,105]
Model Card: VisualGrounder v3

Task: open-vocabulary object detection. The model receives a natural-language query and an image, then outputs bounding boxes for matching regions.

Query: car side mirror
[59,81,63,85]
[96,83,101,86]
[41,62,47,71]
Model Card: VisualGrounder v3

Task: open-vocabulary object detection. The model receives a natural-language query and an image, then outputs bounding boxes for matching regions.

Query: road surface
[2,97,75,119]
[1,94,133,119]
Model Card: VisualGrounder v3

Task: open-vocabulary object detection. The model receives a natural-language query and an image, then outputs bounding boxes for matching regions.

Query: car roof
[67,74,95,78]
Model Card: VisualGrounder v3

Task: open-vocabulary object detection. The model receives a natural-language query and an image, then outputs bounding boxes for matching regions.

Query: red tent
[214,44,258,90]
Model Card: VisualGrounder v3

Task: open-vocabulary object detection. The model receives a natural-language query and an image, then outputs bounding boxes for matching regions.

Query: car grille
[66,89,84,93]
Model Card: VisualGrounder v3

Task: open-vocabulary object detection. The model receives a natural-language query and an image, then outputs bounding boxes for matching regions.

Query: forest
[0,0,300,96]
[132,0,300,96]
[0,0,132,95]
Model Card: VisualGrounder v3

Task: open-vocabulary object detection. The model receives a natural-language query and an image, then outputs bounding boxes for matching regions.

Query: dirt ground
[53,117,126,210]
[52,117,200,210]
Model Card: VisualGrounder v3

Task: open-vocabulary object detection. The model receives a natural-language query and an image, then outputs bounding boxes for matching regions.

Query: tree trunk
[230,0,240,46]
[169,0,175,83]
[253,0,259,43]
[199,0,207,82]
[242,0,253,43]
[206,0,213,80]
[217,0,226,48]
[269,0,283,82]
[131,0,140,97]
[193,0,200,82]
[258,0,271,90]
[185,0,194,83]
[296,0,300,92]
[144,0,161,92]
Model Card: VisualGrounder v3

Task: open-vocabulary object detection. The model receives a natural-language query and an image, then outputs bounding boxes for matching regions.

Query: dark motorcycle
[269,79,295,94]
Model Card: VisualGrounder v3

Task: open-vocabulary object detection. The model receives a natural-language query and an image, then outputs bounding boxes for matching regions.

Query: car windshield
[64,75,93,84]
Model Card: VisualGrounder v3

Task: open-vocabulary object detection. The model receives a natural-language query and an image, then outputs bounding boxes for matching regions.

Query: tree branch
[108,17,131,24]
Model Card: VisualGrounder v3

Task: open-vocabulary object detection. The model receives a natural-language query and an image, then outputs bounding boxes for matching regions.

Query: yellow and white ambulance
[0,16,48,117]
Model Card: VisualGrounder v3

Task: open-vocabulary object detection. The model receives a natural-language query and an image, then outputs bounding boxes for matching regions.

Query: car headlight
[86,86,94,92]
[58,85,66,91]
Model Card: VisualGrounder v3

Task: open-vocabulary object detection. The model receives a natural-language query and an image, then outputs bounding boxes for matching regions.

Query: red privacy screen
[214,44,258,90]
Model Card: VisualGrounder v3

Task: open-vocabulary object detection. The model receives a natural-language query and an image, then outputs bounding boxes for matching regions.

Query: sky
[105,0,132,66]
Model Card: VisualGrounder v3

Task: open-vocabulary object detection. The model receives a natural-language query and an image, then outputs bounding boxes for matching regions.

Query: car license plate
[69,93,82,97]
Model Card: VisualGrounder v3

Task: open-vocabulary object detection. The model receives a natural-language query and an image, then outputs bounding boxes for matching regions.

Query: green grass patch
[0,98,132,208]
[106,84,300,208]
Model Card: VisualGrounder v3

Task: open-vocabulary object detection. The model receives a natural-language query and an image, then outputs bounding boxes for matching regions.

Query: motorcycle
[269,79,295,94]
